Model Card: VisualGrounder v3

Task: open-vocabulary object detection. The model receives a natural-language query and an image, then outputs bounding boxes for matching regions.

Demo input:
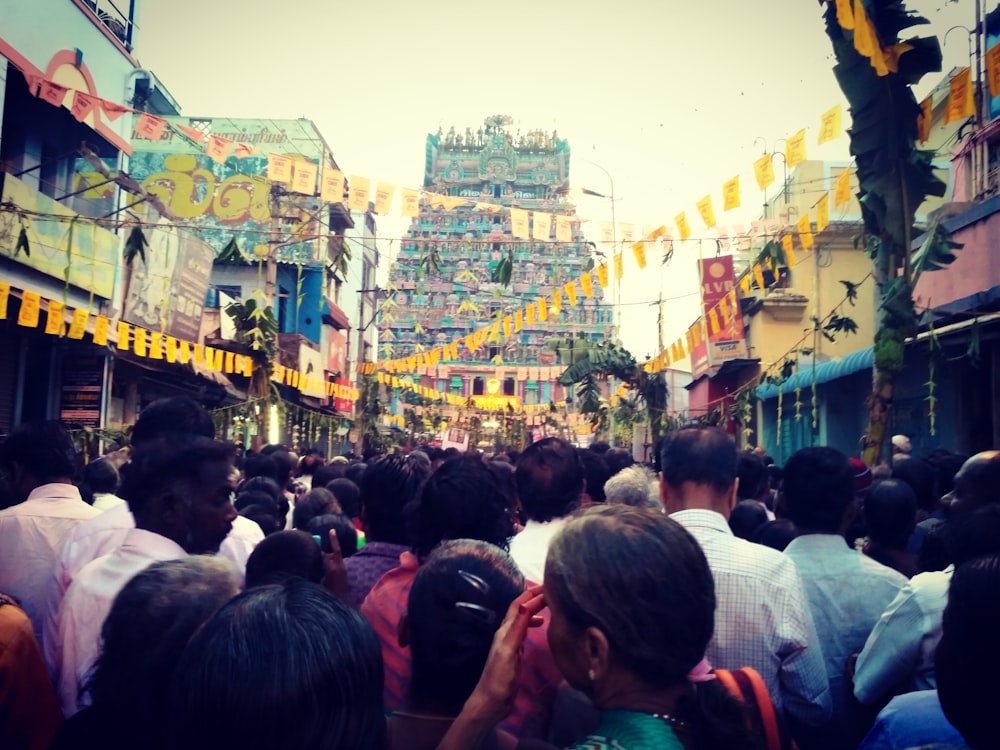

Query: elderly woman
[440,505,756,750]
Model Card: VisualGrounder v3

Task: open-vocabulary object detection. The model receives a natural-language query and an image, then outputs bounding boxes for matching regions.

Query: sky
[133,0,975,361]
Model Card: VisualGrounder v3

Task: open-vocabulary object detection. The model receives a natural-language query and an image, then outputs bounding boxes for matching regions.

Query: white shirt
[41,505,262,678]
[784,534,907,725]
[55,528,187,716]
[507,517,569,584]
[853,567,952,705]
[672,509,832,727]
[0,484,100,643]
[91,492,126,513]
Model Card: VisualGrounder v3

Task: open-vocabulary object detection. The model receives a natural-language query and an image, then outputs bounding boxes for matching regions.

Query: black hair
[235,490,279,515]
[728,500,769,541]
[604,448,635,477]
[780,447,855,533]
[86,557,239,733]
[326,478,361,519]
[737,452,769,501]
[937,554,1000,749]
[130,397,214,449]
[78,457,120,505]
[407,540,523,714]
[944,504,1000,567]
[293,488,340,531]
[658,428,738,496]
[578,449,612,503]
[312,461,348,488]
[298,454,323,477]
[359,454,431,544]
[268,449,296,485]
[589,441,611,455]
[546,505,753,749]
[514,437,583,523]
[344,462,367,486]
[405,455,516,559]
[0,420,78,483]
[238,476,284,502]
[751,519,798,552]
[864,479,917,549]
[239,504,281,537]
[243,453,280,483]
[117,436,233,517]
[926,451,968,504]
[168,580,385,750]
[890,459,938,513]
[245,530,324,588]
[307,513,358,557]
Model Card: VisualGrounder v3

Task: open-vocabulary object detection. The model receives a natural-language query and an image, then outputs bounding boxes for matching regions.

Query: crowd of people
[0,395,997,750]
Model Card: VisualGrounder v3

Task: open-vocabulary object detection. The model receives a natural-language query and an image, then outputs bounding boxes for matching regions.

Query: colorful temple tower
[382,116,615,423]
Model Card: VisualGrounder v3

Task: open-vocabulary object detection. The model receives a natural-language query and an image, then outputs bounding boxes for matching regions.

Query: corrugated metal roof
[756,347,873,399]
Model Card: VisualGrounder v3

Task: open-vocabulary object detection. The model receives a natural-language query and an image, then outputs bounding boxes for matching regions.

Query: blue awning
[756,347,873,399]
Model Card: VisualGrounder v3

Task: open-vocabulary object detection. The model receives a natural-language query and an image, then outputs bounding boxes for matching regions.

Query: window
[503,378,515,396]
[472,377,485,396]
[488,345,501,360]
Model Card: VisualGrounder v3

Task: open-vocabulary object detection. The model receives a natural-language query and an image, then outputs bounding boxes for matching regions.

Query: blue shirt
[859,690,968,750]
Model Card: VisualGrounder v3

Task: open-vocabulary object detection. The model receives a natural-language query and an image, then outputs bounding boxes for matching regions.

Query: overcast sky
[134,0,974,360]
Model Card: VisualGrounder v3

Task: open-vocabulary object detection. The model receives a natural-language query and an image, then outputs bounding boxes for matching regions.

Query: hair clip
[458,569,490,596]
[454,601,497,625]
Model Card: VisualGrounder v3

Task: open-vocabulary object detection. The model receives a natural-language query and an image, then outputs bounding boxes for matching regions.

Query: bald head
[946,451,1000,517]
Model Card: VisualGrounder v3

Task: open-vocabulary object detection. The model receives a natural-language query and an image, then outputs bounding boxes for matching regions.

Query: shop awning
[756,347,873,400]
[324,297,351,330]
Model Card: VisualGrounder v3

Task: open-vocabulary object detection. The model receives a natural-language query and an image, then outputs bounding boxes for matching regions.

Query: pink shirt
[360,552,561,739]
[0,484,100,644]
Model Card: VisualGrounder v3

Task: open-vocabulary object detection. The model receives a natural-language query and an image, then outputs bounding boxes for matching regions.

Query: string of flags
[0,282,359,403]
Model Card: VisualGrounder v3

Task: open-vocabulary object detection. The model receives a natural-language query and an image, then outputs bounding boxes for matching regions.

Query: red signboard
[691,255,748,378]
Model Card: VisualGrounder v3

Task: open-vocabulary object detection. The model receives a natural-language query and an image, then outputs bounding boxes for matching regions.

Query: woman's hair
[86,556,239,723]
[292,487,341,530]
[78,457,120,505]
[169,580,385,750]
[546,505,753,749]
[937,553,1000,749]
[407,540,523,714]
[325,478,362,519]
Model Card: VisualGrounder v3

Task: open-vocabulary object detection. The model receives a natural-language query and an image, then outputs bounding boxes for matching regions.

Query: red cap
[849,457,873,494]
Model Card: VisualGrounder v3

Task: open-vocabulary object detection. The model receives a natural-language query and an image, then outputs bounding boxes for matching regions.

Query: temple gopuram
[382,115,614,426]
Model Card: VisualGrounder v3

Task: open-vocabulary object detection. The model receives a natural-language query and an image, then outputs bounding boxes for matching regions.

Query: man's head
[514,437,583,523]
[130,397,214,451]
[890,434,912,456]
[780,446,855,534]
[943,451,1000,518]
[244,530,324,588]
[657,427,738,515]
[0,421,78,503]
[359,454,431,544]
[120,435,237,554]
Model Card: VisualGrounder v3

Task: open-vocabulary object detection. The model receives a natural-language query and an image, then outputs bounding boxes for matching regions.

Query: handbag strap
[715,667,786,750]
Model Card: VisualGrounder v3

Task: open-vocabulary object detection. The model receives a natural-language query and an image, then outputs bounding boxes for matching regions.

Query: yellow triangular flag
[116,321,130,350]
[835,0,854,29]
[538,297,548,321]
[165,336,177,363]
[67,308,88,339]
[696,195,716,229]
[93,316,108,346]
[503,316,512,338]
[786,129,807,169]
[632,241,647,269]
[374,182,395,215]
[551,288,562,315]
[580,272,594,298]
[613,253,623,280]
[134,328,147,357]
[676,212,691,241]
[797,214,814,251]
[816,193,830,234]
[834,167,852,207]
[596,263,609,288]
[555,215,573,242]
[514,309,523,332]
[564,281,578,307]
[944,68,975,124]
[818,105,842,145]
[753,264,766,291]
[149,332,163,360]
[525,304,535,325]
[722,176,740,211]
[708,309,720,335]
[754,153,775,191]
[44,300,64,335]
[532,211,552,241]
[510,208,530,239]
[782,234,797,269]
[347,175,370,211]
[740,276,752,296]
[0,281,8,320]
[320,168,345,204]
[401,188,420,217]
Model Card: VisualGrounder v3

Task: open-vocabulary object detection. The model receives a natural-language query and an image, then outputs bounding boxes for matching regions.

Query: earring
[588,668,596,682]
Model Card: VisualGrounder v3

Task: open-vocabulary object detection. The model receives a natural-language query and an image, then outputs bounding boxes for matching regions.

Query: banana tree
[821,0,960,464]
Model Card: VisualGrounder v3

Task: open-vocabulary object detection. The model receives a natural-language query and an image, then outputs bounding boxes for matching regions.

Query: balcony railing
[81,0,134,50]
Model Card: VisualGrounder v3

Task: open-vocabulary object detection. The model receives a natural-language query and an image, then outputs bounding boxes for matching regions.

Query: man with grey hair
[604,465,661,511]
